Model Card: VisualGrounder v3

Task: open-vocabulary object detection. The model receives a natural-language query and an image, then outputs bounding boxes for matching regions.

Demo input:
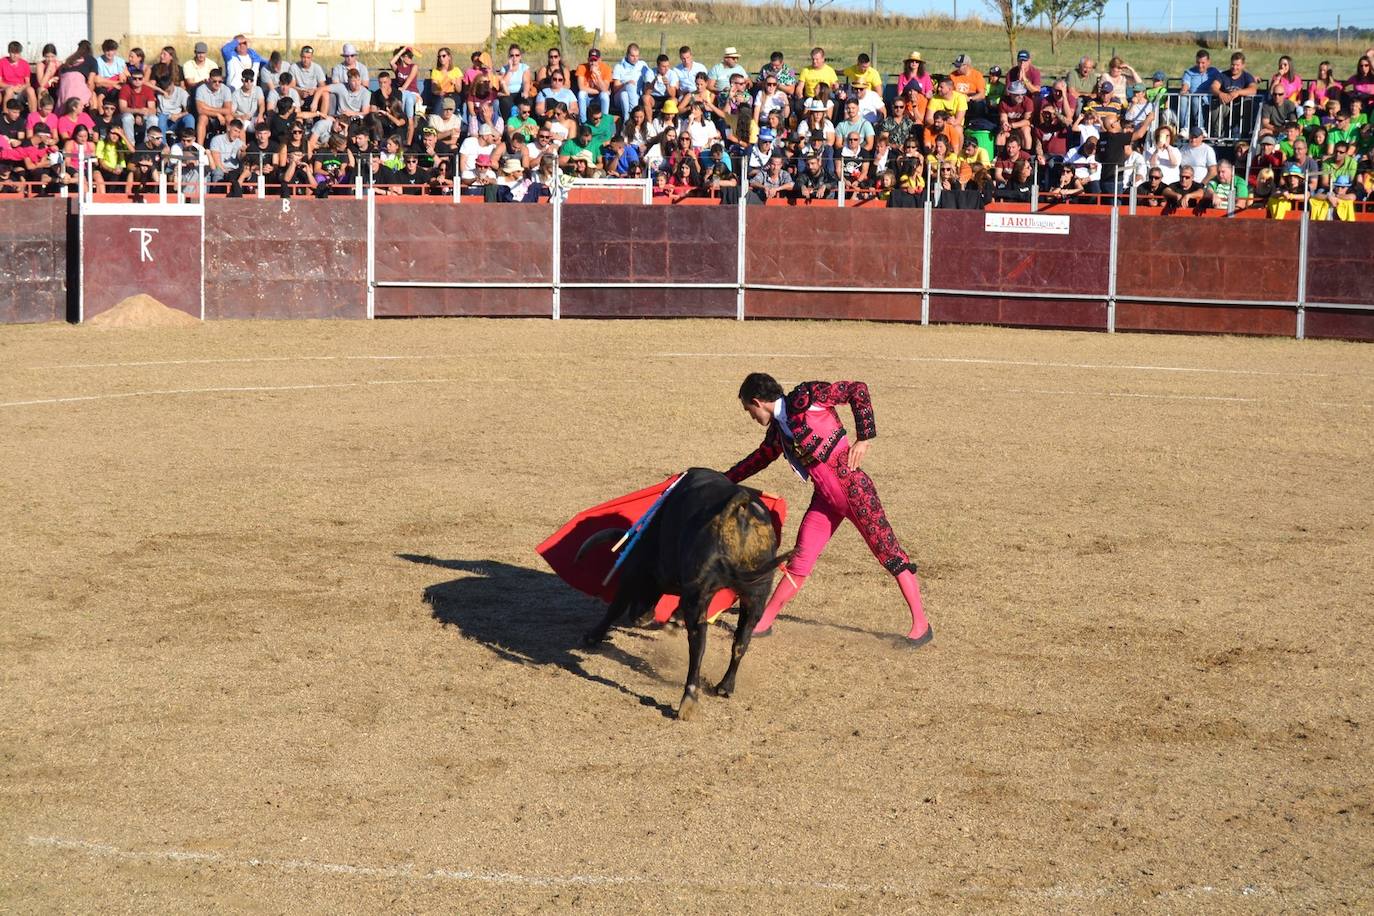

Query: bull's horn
[574,528,628,565]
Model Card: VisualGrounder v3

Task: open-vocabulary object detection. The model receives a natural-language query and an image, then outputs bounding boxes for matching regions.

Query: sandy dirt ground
[1,318,1371,913]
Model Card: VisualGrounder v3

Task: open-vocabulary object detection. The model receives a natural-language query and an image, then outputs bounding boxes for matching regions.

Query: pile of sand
[87,294,201,328]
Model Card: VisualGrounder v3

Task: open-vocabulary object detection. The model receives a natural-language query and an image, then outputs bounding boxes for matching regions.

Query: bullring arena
[3,309,1372,909]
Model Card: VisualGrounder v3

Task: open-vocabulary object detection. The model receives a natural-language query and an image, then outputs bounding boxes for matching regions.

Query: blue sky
[877,0,1365,32]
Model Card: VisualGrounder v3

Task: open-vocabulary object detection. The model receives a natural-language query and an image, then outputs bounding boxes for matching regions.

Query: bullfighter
[725,372,932,645]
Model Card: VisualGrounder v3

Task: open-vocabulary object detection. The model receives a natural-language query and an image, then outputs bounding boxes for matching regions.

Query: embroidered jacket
[725,380,876,483]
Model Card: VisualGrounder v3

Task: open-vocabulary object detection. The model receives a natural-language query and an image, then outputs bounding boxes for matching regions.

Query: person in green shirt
[584,107,615,154]
[1278,121,1303,158]
[559,124,601,164]
[505,99,538,140]
[1326,112,1359,155]
[1205,158,1249,210]
[1321,143,1358,185]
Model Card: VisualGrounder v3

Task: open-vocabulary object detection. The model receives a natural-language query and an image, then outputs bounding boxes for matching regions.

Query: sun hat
[907,51,923,62]
[1007,81,1026,95]
[1334,174,1352,187]
[804,98,826,112]
[501,159,523,174]
[758,128,775,141]
[341,43,358,56]
[723,47,739,58]
[660,99,678,115]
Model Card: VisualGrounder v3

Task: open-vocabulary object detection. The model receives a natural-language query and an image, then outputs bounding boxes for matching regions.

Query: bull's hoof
[710,682,733,699]
[676,694,700,721]
[581,632,606,649]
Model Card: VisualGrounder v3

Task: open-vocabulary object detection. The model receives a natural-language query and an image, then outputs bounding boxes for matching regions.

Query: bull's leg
[712,584,767,698]
[582,591,634,648]
[676,591,710,721]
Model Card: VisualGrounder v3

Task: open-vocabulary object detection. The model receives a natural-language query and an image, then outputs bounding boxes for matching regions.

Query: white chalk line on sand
[25,835,878,895]
[24,835,1287,901]
[0,378,465,409]
[29,355,463,371]
[654,351,1341,378]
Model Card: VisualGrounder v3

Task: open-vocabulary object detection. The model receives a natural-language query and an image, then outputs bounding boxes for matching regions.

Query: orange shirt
[950,68,986,98]
[576,61,611,90]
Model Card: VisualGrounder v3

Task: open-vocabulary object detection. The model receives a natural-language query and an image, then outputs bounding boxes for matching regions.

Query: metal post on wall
[920,198,932,325]
[1107,197,1120,332]
[1031,160,1039,212]
[735,195,746,320]
[1296,202,1310,339]
[551,191,562,319]
[366,185,376,319]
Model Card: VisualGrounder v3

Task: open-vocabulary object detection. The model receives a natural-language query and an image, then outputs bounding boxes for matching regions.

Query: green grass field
[612,18,1358,87]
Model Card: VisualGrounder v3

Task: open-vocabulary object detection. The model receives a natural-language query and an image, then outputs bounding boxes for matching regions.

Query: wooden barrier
[558,204,738,317]
[6,196,1372,343]
[373,200,553,317]
[1114,216,1300,336]
[744,207,922,321]
[928,209,1110,330]
[205,198,367,320]
[0,198,67,324]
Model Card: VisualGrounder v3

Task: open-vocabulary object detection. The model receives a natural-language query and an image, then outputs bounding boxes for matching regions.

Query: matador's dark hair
[738,372,784,403]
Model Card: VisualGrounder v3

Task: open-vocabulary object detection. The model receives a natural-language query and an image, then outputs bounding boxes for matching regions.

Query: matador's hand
[847,439,869,470]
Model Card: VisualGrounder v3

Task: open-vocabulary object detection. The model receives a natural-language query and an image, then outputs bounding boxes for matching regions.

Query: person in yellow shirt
[798,47,837,99]
[842,53,883,94]
[926,76,968,144]
[952,136,991,185]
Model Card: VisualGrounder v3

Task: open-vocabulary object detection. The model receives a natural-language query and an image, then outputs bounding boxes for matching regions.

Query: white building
[0,0,615,59]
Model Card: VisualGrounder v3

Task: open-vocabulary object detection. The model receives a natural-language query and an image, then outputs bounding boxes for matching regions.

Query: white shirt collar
[771,398,792,439]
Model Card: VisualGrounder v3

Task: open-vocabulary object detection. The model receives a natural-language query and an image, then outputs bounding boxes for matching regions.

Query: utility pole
[1227,0,1239,49]
[1096,11,1102,61]
[1214,7,1219,44]
[1336,14,1342,52]
[1126,3,1131,39]
[953,0,958,21]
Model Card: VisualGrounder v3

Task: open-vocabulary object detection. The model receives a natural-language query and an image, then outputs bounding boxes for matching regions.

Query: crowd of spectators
[0,34,1371,216]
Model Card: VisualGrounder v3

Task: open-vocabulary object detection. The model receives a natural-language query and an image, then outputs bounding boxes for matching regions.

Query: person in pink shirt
[55,97,95,141]
[1308,61,1342,107]
[1345,56,1374,105]
[1270,56,1300,102]
[897,51,931,96]
[25,93,58,136]
[0,41,35,113]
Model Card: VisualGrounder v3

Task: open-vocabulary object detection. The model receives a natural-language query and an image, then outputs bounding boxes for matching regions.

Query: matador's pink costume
[725,380,932,643]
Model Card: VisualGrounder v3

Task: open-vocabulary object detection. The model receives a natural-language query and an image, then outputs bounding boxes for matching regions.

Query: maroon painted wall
[81,212,202,320]
[0,198,67,324]
[374,202,553,317]
[558,204,738,317]
[1303,222,1374,341]
[1114,216,1300,335]
[204,198,367,319]
[744,207,922,321]
[927,209,1109,330]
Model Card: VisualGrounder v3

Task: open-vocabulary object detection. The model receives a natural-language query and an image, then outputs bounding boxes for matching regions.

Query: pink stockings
[753,452,931,642]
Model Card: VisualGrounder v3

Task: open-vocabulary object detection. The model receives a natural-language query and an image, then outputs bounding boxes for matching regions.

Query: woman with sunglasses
[897,52,931,97]
[752,74,790,125]
[1344,56,1374,106]
[535,48,563,90]
[497,44,533,117]
[1308,61,1341,109]
[428,48,461,112]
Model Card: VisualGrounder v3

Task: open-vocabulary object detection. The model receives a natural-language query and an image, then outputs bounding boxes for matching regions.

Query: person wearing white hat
[330,44,369,88]
[897,51,930,96]
[706,46,748,93]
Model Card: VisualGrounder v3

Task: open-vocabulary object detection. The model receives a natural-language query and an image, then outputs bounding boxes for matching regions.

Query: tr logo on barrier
[129,227,160,262]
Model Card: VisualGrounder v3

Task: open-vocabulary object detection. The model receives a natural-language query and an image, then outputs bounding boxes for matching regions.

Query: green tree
[1023,0,1105,55]
[984,0,1021,64]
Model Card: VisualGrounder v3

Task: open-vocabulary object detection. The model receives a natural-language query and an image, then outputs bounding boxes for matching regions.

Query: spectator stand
[75,147,207,323]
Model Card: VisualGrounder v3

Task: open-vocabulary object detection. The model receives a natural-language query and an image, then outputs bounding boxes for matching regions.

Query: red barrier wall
[744,207,921,321]
[1302,221,1374,341]
[1114,217,1299,335]
[373,202,553,317]
[0,198,67,323]
[927,209,1109,329]
[204,198,367,319]
[558,204,737,317]
[81,211,202,321]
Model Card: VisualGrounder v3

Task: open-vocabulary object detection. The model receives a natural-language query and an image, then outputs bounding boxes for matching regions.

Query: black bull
[575,468,789,720]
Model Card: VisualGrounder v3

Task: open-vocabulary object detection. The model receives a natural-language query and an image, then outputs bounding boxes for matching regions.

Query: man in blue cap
[1009,48,1041,94]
